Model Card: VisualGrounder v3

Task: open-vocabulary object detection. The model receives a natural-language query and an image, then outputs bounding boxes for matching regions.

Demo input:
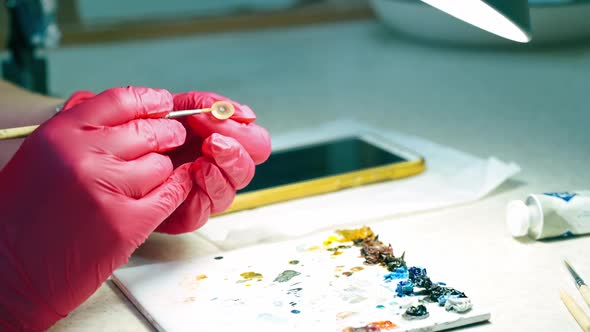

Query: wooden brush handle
[581,285,590,308]
[561,289,590,332]
[0,125,39,140]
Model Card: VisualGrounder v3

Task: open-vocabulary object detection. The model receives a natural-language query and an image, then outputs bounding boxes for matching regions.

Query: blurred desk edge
[0,2,374,49]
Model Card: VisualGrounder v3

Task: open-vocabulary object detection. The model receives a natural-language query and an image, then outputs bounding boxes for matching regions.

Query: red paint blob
[343,320,397,332]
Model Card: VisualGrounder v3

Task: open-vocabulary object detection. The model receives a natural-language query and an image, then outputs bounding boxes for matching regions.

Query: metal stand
[2,46,49,95]
[1,0,59,95]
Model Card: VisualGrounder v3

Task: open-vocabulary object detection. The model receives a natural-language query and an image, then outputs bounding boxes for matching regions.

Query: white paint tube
[506,191,590,240]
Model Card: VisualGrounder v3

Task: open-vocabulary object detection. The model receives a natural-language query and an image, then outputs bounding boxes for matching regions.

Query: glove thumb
[61,90,97,112]
[138,163,194,225]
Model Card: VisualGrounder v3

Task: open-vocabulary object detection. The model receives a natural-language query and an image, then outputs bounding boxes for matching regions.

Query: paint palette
[113,227,490,332]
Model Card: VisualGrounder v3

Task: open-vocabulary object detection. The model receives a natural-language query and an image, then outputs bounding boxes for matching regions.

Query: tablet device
[223,135,425,214]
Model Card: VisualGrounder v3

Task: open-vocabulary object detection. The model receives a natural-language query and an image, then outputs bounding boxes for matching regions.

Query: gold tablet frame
[221,135,426,215]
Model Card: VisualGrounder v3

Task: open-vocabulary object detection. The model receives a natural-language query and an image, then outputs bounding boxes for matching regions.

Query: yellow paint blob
[196,274,208,280]
[240,272,263,281]
[323,235,340,246]
[335,226,375,242]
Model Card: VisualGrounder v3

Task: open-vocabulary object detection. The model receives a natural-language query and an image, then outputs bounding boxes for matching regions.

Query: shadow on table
[446,320,492,331]
[513,226,590,244]
[106,280,157,332]
[485,179,527,198]
[540,233,590,243]
[127,232,220,268]
[446,319,492,331]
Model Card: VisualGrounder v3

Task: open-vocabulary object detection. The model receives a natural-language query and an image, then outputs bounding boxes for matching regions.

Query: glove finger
[61,91,96,112]
[155,156,237,234]
[173,91,256,123]
[155,186,211,234]
[136,163,194,226]
[164,133,204,169]
[201,134,255,190]
[104,119,186,160]
[114,153,173,199]
[174,91,271,165]
[187,116,271,165]
[62,86,173,127]
[193,157,236,215]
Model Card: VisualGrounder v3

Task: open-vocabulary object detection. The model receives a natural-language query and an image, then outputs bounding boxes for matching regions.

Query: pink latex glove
[158,91,271,233]
[0,86,268,330]
[62,90,271,234]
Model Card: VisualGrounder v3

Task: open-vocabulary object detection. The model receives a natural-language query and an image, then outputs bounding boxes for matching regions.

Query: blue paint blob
[383,273,395,283]
[408,267,427,280]
[384,266,409,282]
[408,266,433,288]
[396,280,414,297]
[561,230,575,237]
[543,192,577,202]
[438,282,447,286]
[291,309,301,314]
[396,266,409,276]
[376,304,386,309]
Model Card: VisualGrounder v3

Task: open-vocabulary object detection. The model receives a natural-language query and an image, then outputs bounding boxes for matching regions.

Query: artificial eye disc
[211,101,235,120]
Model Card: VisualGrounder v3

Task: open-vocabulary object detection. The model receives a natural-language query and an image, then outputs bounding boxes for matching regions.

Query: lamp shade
[420,0,532,42]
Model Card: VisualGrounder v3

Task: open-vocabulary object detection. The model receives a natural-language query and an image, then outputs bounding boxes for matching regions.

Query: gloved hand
[0,86,269,330]
[158,91,271,233]
[61,90,272,234]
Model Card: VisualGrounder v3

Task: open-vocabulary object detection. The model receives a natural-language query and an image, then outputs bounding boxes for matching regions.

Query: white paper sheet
[199,121,521,249]
[114,228,491,332]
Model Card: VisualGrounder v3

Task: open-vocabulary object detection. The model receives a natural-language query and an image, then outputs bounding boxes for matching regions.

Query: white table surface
[44,20,590,331]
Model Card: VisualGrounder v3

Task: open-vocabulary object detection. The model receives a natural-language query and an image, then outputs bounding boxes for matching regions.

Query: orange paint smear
[369,321,397,330]
[180,274,207,290]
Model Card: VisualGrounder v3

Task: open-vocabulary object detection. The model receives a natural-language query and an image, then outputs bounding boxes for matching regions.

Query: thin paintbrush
[561,260,590,332]
[0,101,235,140]
[565,260,590,307]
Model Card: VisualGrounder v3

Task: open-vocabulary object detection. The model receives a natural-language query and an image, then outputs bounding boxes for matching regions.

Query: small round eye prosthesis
[210,101,235,120]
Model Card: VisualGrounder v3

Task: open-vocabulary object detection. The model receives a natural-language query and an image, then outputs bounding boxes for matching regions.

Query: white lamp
[420,0,532,42]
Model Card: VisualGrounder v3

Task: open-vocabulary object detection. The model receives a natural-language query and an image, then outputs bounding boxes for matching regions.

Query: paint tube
[506,191,590,240]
